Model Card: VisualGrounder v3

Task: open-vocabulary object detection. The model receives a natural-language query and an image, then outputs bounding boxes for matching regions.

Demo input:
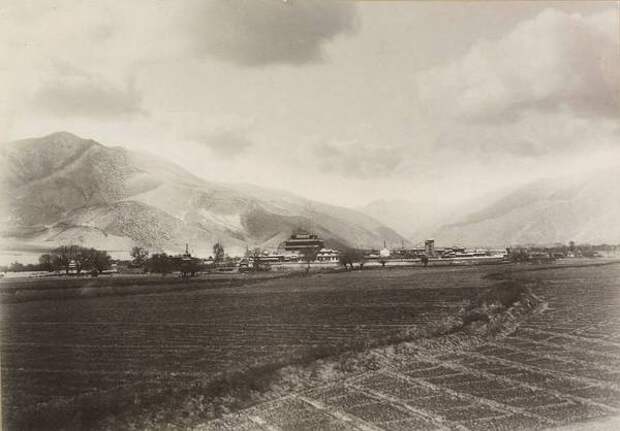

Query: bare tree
[247,247,264,272]
[213,242,225,266]
[300,248,318,273]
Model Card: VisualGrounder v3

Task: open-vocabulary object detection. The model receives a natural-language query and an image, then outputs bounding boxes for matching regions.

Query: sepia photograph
[1,1,619,430]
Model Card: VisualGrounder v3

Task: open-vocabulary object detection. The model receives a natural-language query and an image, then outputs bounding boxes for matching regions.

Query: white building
[316,248,340,262]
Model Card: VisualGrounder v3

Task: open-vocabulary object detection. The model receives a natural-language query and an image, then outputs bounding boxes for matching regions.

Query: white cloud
[434,109,619,159]
[311,138,404,178]
[417,8,620,123]
[193,130,254,160]
[1,1,617,208]
[31,65,144,119]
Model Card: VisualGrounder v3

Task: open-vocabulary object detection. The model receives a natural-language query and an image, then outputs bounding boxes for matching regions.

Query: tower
[425,239,435,258]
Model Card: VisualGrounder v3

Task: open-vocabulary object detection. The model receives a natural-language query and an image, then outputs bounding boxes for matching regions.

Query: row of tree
[39,245,112,275]
[141,253,200,277]
[129,243,227,277]
[13,243,393,277]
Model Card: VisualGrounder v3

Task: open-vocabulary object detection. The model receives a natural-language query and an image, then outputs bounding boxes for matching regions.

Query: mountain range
[2,132,618,260]
[0,132,405,257]
[362,168,620,247]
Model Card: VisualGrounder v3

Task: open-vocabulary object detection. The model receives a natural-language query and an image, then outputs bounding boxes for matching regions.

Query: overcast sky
[1,0,618,207]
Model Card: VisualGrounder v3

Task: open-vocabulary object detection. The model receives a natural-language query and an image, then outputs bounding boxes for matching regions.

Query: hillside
[433,168,620,247]
[359,199,458,243]
[0,132,404,257]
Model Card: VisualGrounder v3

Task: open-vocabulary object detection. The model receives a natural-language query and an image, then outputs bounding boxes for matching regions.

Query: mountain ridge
[0,132,405,256]
[434,168,620,247]
[361,169,620,248]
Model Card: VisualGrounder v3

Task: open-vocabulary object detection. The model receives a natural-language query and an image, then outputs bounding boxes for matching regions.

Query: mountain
[359,187,511,244]
[359,199,455,244]
[433,168,620,247]
[0,132,405,257]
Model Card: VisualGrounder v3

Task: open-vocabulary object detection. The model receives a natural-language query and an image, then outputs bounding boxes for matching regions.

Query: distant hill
[433,168,620,247]
[359,199,455,244]
[0,132,405,257]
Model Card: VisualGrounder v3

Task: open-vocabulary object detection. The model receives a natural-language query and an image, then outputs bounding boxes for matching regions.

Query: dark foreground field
[1,266,496,429]
[205,263,620,431]
[1,263,619,430]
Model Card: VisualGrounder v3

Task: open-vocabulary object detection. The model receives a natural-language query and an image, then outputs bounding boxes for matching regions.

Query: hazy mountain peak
[45,130,89,142]
[433,169,620,247]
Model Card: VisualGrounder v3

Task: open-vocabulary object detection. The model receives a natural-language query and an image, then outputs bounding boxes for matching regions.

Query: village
[3,230,618,279]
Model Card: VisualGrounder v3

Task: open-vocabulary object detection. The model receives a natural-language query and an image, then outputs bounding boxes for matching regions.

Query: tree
[300,248,319,273]
[358,253,367,270]
[213,242,225,266]
[339,248,365,270]
[53,245,73,274]
[39,254,59,272]
[339,249,354,270]
[71,246,92,275]
[174,255,200,279]
[89,249,112,274]
[48,245,110,275]
[147,253,171,276]
[247,248,264,272]
[9,261,25,272]
[130,246,149,267]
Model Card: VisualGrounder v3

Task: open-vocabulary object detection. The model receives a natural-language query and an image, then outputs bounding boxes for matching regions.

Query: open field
[1,266,498,429]
[0,271,295,303]
[1,262,619,430]
[203,263,620,431]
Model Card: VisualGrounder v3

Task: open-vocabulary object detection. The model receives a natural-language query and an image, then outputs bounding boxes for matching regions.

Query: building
[379,241,391,258]
[283,231,325,252]
[425,239,436,257]
[316,248,340,262]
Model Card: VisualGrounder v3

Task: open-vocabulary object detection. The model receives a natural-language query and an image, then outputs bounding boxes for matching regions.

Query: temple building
[283,231,325,252]
[316,248,340,262]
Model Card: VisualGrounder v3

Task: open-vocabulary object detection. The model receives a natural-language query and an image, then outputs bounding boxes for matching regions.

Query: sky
[1,0,618,208]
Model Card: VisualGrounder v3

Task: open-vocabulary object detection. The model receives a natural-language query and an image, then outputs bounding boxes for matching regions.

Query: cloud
[31,66,144,119]
[313,139,403,178]
[417,8,620,123]
[433,109,620,160]
[189,0,358,66]
[194,130,253,160]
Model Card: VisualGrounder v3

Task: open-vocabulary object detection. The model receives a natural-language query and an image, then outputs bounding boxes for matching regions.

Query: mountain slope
[359,199,459,242]
[433,168,620,247]
[0,132,404,256]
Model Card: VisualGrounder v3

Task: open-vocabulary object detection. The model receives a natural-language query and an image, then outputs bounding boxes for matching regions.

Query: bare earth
[199,264,620,431]
[1,262,619,430]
